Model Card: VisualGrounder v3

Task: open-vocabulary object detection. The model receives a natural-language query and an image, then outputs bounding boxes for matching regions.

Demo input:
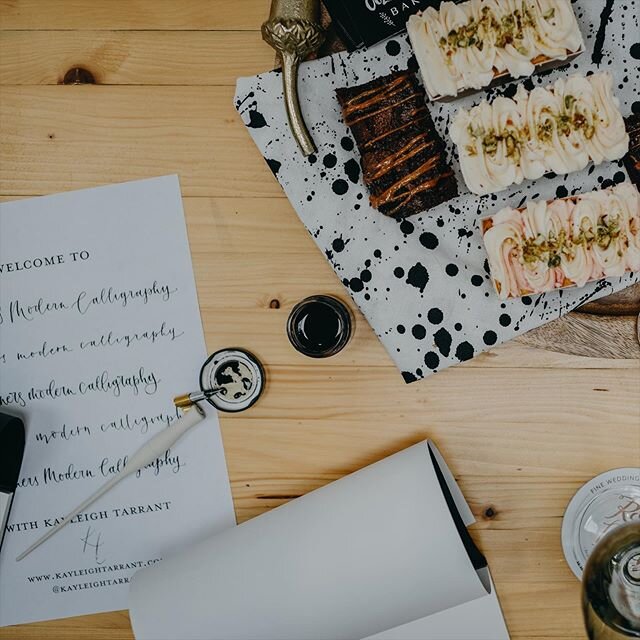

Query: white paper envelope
[129,441,509,640]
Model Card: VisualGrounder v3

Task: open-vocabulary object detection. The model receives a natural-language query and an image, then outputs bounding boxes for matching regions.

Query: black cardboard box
[322,0,440,49]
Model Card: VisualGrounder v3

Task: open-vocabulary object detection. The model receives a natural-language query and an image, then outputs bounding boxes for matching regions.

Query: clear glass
[582,523,640,639]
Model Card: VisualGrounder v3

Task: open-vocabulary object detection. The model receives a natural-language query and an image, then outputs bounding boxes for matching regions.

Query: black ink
[592,0,615,65]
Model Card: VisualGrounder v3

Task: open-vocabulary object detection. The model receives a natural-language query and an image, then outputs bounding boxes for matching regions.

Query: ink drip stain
[215,360,253,400]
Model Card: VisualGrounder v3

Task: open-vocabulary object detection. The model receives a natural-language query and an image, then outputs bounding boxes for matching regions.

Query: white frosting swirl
[528,0,584,59]
[407,0,584,98]
[584,190,630,277]
[481,183,640,299]
[585,72,629,163]
[617,182,640,273]
[566,198,600,284]
[452,72,629,195]
[482,207,528,298]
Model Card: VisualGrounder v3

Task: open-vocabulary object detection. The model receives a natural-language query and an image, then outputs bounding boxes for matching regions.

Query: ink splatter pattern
[235,1,639,383]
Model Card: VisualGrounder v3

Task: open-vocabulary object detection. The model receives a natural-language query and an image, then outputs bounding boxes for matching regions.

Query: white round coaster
[561,467,640,579]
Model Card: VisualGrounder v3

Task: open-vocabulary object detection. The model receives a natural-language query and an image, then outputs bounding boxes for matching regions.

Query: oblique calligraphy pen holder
[16,348,265,561]
[16,404,209,562]
[261,0,325,156]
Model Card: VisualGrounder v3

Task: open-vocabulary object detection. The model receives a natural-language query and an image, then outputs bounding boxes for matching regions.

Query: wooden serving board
[286,12,640,360]
[519,284,640,359]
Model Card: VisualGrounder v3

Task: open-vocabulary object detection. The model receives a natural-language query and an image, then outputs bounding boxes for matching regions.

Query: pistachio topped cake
[450,72,629,195]
[407,0,584,99]
[481,182,640,300]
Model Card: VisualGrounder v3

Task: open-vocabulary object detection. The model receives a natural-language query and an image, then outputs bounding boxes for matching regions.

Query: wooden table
[0,2,638,638]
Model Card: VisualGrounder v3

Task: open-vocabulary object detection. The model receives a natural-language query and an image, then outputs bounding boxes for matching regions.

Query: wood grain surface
[0,2,639,639]
[521,282,639,359]
[580,284,640,315]
[519,312,640,359]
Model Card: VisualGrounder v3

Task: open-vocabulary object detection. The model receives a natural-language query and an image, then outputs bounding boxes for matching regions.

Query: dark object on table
[623,113,640,189]
[262,0,326,156]
[199,348,265,413]
[336,70,458,219]
[287,295,352,357]
[322,0,437,50]
[0,412,25,555]
[316,2,349,57]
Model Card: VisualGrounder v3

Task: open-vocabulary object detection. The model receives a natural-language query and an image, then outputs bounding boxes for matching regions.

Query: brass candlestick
[262,0,325,156]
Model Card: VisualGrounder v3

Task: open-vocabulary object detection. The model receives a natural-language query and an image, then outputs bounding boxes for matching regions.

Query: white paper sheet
[129,441,509,640]
[0,176,235,627]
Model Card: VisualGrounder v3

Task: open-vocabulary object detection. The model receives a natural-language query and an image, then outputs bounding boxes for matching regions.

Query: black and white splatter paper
[235,0,640,383]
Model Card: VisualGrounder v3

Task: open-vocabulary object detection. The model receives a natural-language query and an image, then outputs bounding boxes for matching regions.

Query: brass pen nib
[173,389,221,409]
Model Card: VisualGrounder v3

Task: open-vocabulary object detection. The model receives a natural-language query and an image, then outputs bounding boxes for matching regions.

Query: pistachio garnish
[482,131,499,154]
[536,120,554,142]
[437,2,539,55]
[520,214,624,268]
[556,113,571,136]
[467,94,600,158]
[505,133,519,158]
[547,254,561,267]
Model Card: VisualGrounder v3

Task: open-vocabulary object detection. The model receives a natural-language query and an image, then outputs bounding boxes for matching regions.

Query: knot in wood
[483,506,497,520]
[63,67,96,85]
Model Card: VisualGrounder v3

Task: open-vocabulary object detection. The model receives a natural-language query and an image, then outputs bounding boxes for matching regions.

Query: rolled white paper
[129,441,491,640]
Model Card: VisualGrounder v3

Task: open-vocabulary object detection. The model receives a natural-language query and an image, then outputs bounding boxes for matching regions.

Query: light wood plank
[0,611,134,640]
[226,365,638,426]
[494,581,585,639]
[0,31,273,86]
[221,415,636,481]
[223,415,637,526]
[201,306,640,370]
[0,86,281,197]
[0,1,269,30]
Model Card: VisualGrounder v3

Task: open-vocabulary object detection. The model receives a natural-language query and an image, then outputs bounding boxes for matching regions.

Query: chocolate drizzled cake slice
[623,113,640,188]
[336,70,458,219]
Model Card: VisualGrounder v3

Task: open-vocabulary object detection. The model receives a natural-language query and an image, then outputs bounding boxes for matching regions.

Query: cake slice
[451,72,629,195]
[481,182,640,300]
[336,70,458,219]
[407,0,584,101]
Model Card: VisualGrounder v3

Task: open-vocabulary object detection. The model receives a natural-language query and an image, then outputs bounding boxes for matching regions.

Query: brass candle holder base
[262,0,325,156]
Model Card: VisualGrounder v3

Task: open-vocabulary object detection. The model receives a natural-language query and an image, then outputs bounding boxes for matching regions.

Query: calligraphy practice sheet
[0,176,235,626]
